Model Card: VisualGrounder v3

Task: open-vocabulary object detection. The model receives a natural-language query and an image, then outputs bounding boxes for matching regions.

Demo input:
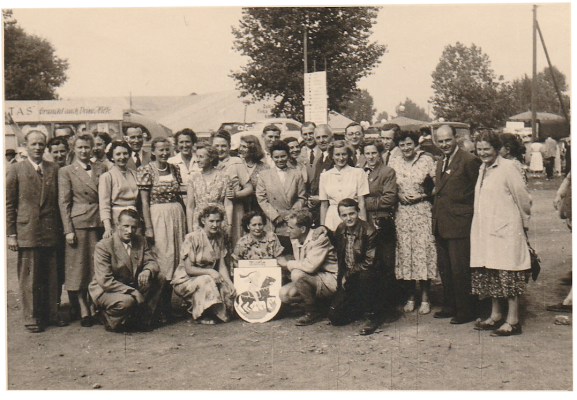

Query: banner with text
[304,71,328,125]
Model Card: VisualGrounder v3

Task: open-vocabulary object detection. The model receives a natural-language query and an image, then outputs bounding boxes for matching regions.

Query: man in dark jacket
[328,198,383,335]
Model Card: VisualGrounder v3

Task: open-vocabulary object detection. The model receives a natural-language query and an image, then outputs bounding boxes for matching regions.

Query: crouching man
[328,198,385,335]
[278,210,338,326]
[89,209,164,332]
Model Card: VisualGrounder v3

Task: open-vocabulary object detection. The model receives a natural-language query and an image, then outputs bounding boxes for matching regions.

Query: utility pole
[531,5,538,142]
[304,28,308,75]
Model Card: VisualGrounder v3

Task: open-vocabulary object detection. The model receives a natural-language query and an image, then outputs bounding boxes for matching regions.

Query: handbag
[525,237,541,282]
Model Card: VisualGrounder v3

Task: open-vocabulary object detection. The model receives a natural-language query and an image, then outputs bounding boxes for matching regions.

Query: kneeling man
[278,210,338,326]
[89,209,164,332]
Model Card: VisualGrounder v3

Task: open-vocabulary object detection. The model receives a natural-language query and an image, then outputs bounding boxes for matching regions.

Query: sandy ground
[5,176,573,390]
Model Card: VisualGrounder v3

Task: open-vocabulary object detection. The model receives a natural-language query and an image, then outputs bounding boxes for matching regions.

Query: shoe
[403,300,415,313]
[419,302,431,315]
[434,310,455,319]
[51,317,69,327]
[474,317,502,331]
[25,324,45,333]
[359,319,380,336]
[450,316,476,325]
[80,316,93,328]
[546,303,572,313]
[295,312,323,326]
[490,322,522,336]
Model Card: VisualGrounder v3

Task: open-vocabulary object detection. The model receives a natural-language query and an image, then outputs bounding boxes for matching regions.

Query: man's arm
[58,168,75,235]
[291,173,306,210]
[93,242,136,294]
[256,173,280,222]
[286,233,332,274]
[6,164,18,237]
[365,168,398,211]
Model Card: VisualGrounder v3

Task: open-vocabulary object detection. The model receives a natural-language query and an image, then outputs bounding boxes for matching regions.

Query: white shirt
[27,158,43,174]
[321,151,329,163]
[76,159,92,177]
[132,150,143,166]
[122,241,132,256]
[275,166,288,186]
[168,152,200,183]
[291,229,314,261]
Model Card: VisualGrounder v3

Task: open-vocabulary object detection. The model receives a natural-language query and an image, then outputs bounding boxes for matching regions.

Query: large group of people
[6,120,542,337]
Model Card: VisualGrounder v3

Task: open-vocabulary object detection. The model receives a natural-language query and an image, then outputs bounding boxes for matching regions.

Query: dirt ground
[5,176,573,390]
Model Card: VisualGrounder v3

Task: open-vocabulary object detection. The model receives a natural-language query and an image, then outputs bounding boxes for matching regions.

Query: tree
[3,10,69,100]
[375,110,389,122]
[339,89,376,123]
[396,98,431,121]
[430,42,512,129]
[231,7,387,121]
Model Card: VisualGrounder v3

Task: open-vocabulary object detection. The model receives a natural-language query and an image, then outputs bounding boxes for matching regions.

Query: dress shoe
[450,316,476,325]
[50,317,69,327]
[359,319,380,336]
[25,324,45,333]
[295,312,323,326]
[434,310,455,319]
[474,317,502,331]
[80,316,93,328]
[490,322,522,336]
[546,303,572,313]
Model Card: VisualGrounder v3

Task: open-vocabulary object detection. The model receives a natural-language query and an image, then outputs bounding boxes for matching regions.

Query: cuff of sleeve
[286,260,297,271]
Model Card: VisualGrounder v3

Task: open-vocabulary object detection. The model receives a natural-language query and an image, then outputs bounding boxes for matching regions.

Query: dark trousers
[328,270,381,326]
[436,236,476,319]
[544,157,555,178]
[17,247,59,326]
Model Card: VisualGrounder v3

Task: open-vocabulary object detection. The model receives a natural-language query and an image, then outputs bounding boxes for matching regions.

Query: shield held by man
[234,260,282,323]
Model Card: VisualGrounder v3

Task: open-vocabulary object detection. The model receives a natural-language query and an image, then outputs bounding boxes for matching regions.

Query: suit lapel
[435,149,463,194]
[40,163,55,207]
[72,162,99,193]
[270,168,290,204]
[284,168,296,196]
[113,233,133,275]
[131,237,143,278]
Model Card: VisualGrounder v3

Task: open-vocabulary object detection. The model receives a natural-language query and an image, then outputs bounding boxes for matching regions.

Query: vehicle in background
[229,118,302,150]
[420,122,471,141]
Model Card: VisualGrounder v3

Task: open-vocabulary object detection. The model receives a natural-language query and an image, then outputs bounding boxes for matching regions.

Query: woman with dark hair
[137,137,186,321]
[239,135,269,213]
[232,211,284,268]
[171,205,236,324]
[388,130,437,315]
[499,133,528,184]
[168,128,199,184]
[99,140,139,238]
[187,142,233,233]
[284,136,308,184]
[92,131,113,170]
[212,130,253,245]
[471,131,532,336]
[319,140,369,231]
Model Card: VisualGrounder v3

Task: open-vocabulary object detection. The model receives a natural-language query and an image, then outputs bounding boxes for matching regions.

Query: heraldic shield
[234,260,282,323]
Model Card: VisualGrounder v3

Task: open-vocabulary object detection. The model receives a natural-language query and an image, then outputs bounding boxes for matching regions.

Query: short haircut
[328,140,354,160]
[269,140,290,155]
[47,136,69,151]
[94,131,112,147]
[53,125,74,136]
[106,140,132,160]
[118,208,140,223]
[197,142,220,167]
[345,121,364,133]
[283,136,299,146]
[25,130,47,143]
[240,135,265,162]
[175,128,198,145]
[380,123,401,134]
[475,130,502,152]
[395,130,420,146]
[263,124,281,135]
[360,138,385,155]
[73,133,95,148]
[288,210,313,230]
[125,126,143,135]
[315,124,333,137]
[212,129,231,146]
[198,204,226,228]
[301,121,316,132]
[150,137,171,161]
[241,211,268,233]
[435,124,457,138]
[338,198,360,214]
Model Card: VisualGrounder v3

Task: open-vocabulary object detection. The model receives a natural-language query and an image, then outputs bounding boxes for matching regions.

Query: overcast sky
[8,2,572,119]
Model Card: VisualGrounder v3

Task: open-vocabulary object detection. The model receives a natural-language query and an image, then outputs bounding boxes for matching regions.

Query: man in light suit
[256,140,306,249]
[6,130,67,332]
[432,125,482,324]
[125,126,151,170]
[344,122,366,168]
[89,209,164,332]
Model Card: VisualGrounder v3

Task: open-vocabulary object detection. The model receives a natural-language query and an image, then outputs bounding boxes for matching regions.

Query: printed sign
[234,260,282,323]
[5,99,127,123]
[304,71,328,125]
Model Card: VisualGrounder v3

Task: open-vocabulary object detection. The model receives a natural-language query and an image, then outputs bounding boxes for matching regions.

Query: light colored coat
[470,156,532,271]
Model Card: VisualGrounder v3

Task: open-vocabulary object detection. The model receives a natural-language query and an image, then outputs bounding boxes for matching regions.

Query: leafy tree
[430,42,512,129]
[231,7,387,121]
[396,98,431,121]
[339,89,376,123]
[3,10,69,100]
[375,110,389,122]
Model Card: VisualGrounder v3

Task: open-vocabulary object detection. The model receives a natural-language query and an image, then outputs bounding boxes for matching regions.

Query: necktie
[309,149,315,166]
[443,157,449,174]
[36,166,43,178]
[135,153,141,168]
[85,164,91,171]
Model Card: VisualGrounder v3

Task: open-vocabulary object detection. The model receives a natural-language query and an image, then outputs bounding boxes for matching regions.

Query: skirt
[150,202,186,281]
[471,268,530,299]
[173,275,236,322]
[65,228,102,291]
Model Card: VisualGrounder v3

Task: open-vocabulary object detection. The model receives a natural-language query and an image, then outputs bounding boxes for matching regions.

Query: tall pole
[304,28,308,75]
[531,5,538,142]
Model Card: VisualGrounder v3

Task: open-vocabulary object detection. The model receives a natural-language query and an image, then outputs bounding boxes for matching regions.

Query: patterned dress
[188,170,231,231]
[217,156,251,246]
[389,151,438,281]
[171,229,236,322]
[244,160,269,213]
[232,231,284,263]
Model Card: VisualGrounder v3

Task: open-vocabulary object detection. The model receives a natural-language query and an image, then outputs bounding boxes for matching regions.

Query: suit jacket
[88,232,160,301]
[59,161,107,234]
[286,227,338,275]
[256,166,306,236]
[298,145,321,185]
[365,161,398,222]
[310,153,334,195]
[432,148,482,239]
[126,149,151,171]
[334,220,376,286]
[6,160,61,247]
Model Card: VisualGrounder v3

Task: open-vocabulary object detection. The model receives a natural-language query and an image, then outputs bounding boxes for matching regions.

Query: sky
[6,1,572,119]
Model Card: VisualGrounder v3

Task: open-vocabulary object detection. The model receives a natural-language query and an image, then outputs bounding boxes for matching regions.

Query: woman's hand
[145,227,154,240]
[103,228,113,239]
[7,236,18,252]
[209,269,224,284]
[65,232,77,245]
[226,187,236,200]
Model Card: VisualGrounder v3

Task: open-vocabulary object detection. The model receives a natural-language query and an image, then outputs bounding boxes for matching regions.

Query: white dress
[529,142,544,172]
[319,165,370,231]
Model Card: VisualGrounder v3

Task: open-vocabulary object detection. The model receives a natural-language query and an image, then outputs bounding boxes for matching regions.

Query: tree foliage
[430,42,511,129]
[339,89,376,123]
[375,110,389,123]
[231,7,387,121]
[396,98,431,121]
[3,10,69,100]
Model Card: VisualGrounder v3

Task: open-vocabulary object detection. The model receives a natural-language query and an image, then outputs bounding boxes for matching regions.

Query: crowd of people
[6,120,550,336]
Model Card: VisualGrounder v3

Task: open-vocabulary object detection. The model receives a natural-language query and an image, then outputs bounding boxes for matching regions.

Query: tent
[508,111,569,141]
[509,111,565,121]
[386,116,428,131]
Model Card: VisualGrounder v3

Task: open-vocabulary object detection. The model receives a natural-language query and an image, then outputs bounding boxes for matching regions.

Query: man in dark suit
[344,122,366,168]
[89,209,164,332]
[125,126,151,170]
[307,124,335,224]
[6,130,67,332]
[432,125,482,324]
[297,121,320,185]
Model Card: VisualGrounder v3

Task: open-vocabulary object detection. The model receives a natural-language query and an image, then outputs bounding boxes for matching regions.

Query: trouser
[328,270,382,326]
[436,235,476,319]
[56,240,65,308]
[544,157,555,178]
[93,275,164,330]
[17,247,59,326]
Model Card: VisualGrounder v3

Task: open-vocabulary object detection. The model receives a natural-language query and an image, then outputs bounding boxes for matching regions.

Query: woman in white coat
[470,131,532,336]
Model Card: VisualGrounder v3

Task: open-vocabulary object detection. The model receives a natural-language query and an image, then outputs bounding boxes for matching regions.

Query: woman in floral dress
[388,131,437,315]
[232,211,284,267]
[239,135,269,213]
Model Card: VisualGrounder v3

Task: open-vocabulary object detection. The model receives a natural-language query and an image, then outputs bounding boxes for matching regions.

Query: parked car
[229,118,302,150]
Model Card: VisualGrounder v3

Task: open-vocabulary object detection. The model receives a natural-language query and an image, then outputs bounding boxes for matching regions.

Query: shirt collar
[76,159,88,170]
[445,146,459,162]
[28,157,42,170]
[275,165,288,173]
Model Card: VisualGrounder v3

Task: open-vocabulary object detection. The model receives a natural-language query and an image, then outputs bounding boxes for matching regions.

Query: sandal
[474,317,502,331]
[490,322,522,336]
[418,302,431,315]
[404,300,415,313]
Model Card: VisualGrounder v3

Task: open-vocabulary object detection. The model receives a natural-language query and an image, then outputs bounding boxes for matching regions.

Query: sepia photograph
[1,0,573,391]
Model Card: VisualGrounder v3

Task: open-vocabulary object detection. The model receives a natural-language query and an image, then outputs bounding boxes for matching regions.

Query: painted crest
[234,259,282,323]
